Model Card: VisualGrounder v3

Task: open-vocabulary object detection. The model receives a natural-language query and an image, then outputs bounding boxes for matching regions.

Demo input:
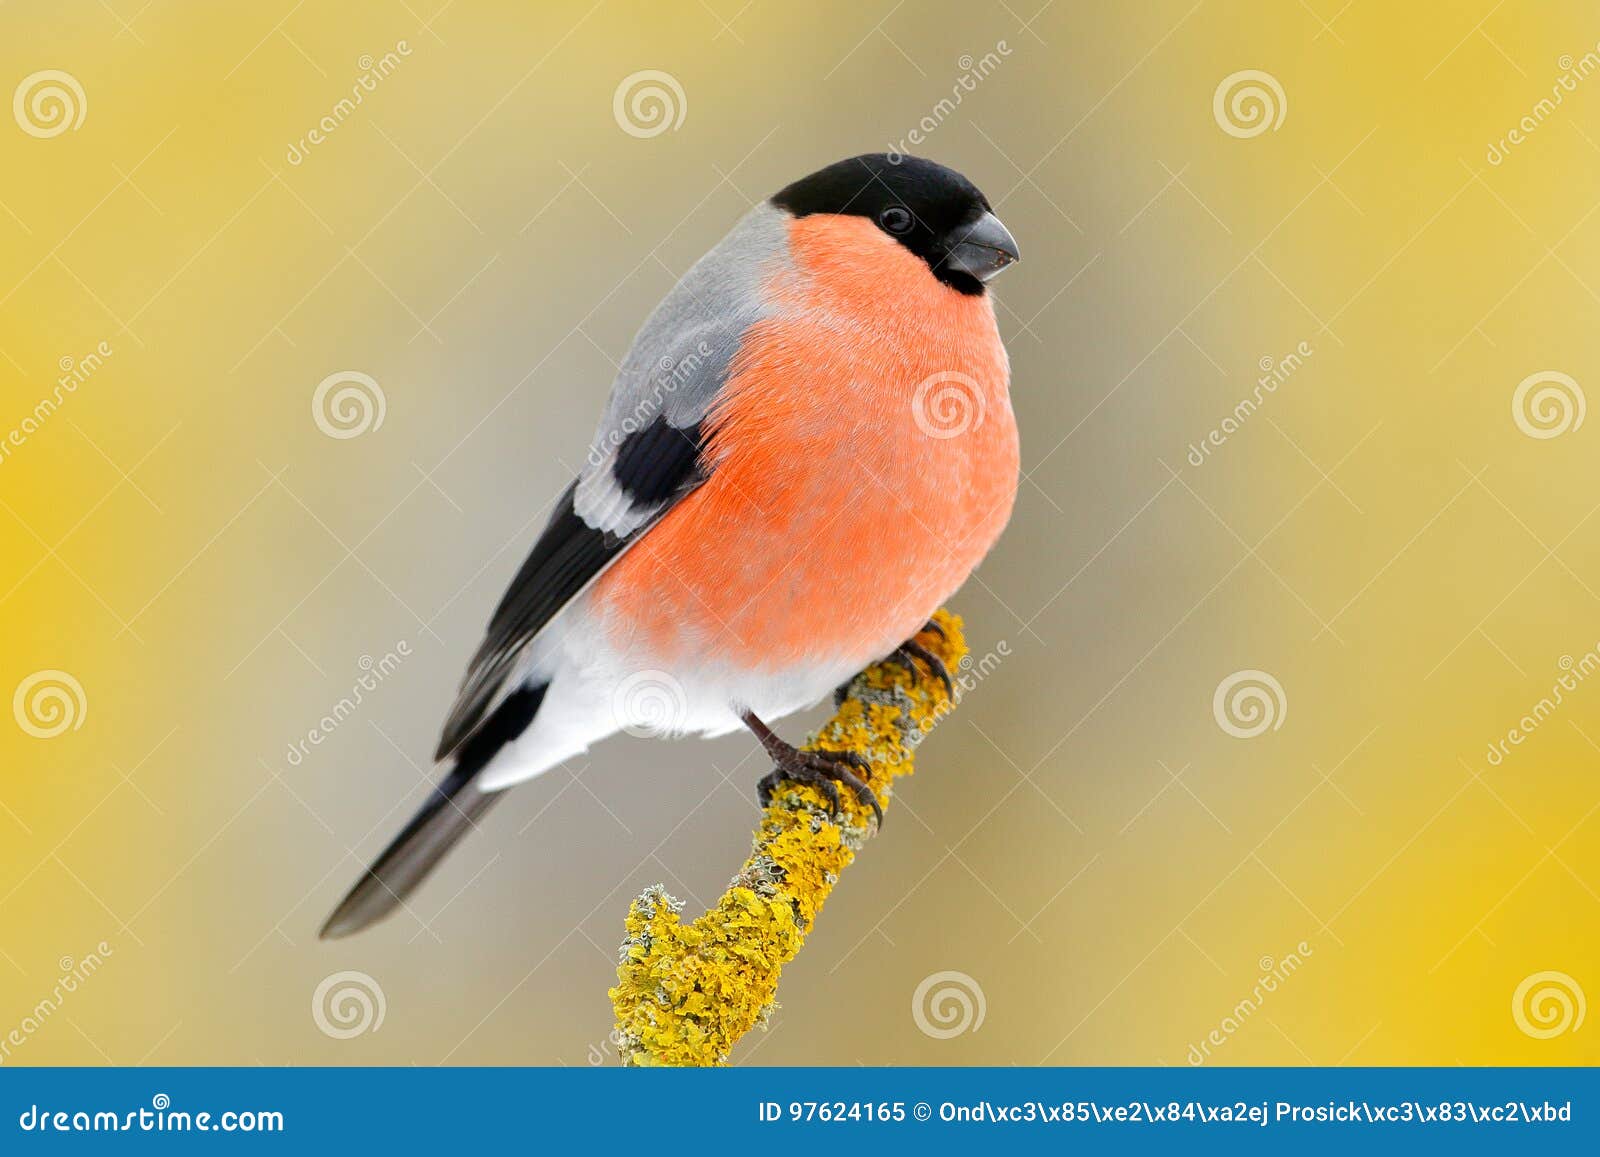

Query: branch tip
[608,610,969,1066]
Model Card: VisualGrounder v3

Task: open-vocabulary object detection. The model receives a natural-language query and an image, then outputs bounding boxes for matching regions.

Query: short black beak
[944,211,1020,282]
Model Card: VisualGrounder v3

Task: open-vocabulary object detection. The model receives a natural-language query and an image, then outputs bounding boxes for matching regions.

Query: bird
[320,153,1021,938]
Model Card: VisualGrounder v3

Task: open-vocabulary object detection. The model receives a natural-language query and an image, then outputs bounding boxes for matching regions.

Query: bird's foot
[756,748,883,828]
[833,620,953,707]
[743,710,882,827]
[885,637,955,700]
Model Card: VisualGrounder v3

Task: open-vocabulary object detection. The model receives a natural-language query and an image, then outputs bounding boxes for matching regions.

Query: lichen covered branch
[608,610,967,1067]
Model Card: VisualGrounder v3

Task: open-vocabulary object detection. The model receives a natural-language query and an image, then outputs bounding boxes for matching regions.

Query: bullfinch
[321,153,1020,938]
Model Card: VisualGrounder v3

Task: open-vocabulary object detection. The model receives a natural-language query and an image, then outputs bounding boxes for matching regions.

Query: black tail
[319,684,547,939]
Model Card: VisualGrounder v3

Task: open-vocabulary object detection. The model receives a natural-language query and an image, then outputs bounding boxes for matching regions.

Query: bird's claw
[887,638,955,700]
[833,621,950,706]
[756,746,883,829]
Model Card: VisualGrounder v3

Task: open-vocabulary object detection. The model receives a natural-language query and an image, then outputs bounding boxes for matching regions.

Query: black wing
[433,417,705,761]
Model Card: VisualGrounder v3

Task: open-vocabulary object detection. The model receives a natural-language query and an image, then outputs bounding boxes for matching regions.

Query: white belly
[474,599,860,790]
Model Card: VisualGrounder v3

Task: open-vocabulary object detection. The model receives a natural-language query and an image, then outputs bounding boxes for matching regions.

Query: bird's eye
[878,205,913,234]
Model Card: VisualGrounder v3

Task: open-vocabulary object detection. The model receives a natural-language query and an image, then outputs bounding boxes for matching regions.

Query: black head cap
[771,154,1019,295]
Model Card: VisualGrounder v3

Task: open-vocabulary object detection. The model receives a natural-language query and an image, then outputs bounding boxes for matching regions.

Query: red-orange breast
[591,211,1018,675]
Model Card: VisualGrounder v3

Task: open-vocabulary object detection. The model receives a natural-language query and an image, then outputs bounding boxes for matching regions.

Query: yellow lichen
[608,610,968,1066]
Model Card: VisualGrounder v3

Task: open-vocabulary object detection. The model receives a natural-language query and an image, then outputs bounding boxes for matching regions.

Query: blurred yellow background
[1,0,1596,1065]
